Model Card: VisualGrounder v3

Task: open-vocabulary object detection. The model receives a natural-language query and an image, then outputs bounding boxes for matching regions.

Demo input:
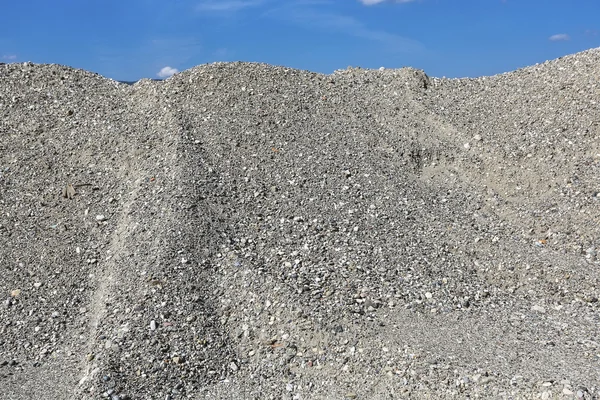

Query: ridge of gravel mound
[1,49,599,399]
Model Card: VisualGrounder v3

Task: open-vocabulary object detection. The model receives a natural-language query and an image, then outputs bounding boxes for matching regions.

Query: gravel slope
[1,49,599,399]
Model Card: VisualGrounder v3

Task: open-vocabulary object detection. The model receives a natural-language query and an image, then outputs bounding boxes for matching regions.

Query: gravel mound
[1,49,599,399]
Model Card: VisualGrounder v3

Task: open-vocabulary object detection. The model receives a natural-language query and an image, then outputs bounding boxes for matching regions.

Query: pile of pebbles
[1,48,598,399]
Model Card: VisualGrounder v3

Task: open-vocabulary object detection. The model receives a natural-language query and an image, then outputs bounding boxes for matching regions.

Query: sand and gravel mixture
[1,49,599,399]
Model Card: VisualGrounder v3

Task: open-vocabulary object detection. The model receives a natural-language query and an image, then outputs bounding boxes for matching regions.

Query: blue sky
[1,0,599,81]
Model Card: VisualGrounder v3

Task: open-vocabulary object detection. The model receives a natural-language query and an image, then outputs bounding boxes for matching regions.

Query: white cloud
[2,54,17,61]
[157,66,179,78]
[196,0,265,12]
[549,33,570,41]
[359,0,415,5]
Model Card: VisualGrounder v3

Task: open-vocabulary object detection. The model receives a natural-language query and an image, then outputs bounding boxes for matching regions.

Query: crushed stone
[1,49,599,399]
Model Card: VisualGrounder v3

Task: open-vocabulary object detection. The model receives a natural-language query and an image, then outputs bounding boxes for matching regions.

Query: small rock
[172,356,184,364]
[150,320,157,330]
[34,282,42,288]
[541,391,550,400]
[563,388,574,396]
[532,305,546,313]
[96,215,106,222]
[345,392,357,399]
[229,361,238,372]
[284,347,296,363]
[425,292,433,299]
[479,376,494,384]
[62,183,76,199]
[10,289,21,297]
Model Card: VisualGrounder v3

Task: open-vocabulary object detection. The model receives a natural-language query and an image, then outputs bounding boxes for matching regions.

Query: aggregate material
[1,49,599,399]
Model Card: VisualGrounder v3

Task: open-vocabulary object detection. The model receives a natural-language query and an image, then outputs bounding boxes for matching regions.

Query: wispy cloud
[549,33,570,41]
[267,7,423,53]
[213,48,234,59]
[150,38,203,55]
[196,0,265,12]
[157,66,179,78]
[358,0,415,5]
[2,54,17,61]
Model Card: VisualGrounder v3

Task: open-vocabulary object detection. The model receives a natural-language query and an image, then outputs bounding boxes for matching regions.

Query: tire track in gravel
[76,168,142,392]
[75,80,185,396]
[76,79,236,399]
[75,85,147,394]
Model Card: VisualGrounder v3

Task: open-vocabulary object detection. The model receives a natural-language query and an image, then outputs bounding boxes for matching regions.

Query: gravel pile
[1,49,599,399]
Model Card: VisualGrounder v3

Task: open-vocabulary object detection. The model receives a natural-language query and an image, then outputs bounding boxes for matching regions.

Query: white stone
[532,305,546,313]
